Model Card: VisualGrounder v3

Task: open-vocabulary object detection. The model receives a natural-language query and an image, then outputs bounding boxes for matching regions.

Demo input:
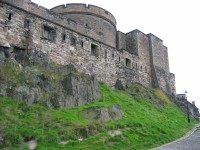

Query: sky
[31,0,200,109]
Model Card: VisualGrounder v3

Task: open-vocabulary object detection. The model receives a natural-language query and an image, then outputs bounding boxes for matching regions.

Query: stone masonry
[0,0,176,95]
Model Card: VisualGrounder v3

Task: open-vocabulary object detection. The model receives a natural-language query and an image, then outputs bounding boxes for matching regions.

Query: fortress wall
[0,3,29,48]
[163,46,170,73]
[51,4,116,26]
[169,73,176,95]
[116,31,126,50]
[1,0,115,48]
[116,50,152,87]
[137,30,152,78]
[51,3,117,47]
[62,14,116,47]
[0,2,119,86]
[147,33,172,93]
[126,30,138,55]
[0,1,175,95]
[148,33,165,70]
[0,0,30,9]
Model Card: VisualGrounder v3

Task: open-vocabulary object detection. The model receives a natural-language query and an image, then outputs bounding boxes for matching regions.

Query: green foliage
[0,60,27,84]
[0,83,198,149]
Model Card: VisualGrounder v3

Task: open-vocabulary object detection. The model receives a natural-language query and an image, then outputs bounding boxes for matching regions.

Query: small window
[62,33,66,42]
[42,25,56,41]
[91,44,99,58]
[70,37,76,46]
[8,13,12,20]
[24,19,31,29]
[81,41,84,48]
[119,57,121,62]
[140,66,142,71]
[125,58,131,68]
[112,53,114,59]
[105,50,107,59]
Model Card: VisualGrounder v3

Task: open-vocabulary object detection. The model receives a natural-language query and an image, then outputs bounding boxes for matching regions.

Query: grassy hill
[0,82,197,150]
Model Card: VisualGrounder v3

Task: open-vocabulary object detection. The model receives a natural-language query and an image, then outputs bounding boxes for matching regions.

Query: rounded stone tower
[51,4,117,47]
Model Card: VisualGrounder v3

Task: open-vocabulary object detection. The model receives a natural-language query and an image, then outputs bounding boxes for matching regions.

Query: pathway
[154,124,200,150]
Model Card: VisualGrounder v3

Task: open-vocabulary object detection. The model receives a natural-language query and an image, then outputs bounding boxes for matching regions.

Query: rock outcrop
[0,48,100,108]
[82,104,123,122]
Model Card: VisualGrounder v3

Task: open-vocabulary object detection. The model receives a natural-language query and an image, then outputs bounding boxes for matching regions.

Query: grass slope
[0,82,197,150]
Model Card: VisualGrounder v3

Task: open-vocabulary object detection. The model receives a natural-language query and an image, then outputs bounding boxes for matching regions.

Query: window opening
[91,44,99,58]
[8,13,12,20]
[42,25,56,41]
[71,37,76,46]
[112,53,114,59]
[125,58,131,67]
[62,33,66,42]
[81,41,84,48]
[24,19,31,29]
[105,50,107,59]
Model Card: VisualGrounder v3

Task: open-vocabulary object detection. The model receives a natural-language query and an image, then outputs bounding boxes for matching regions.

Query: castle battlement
[51,3,116,27]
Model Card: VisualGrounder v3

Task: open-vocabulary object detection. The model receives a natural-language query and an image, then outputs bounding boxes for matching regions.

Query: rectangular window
[70,37,76,46]
[81,41,84,48]
[42,25,56,41]
[8,13,12,20]
[112,53,114,59]
[125,58,131,68]
[91,44,99,58]
[24,19,31,29]
[62,33,66,42]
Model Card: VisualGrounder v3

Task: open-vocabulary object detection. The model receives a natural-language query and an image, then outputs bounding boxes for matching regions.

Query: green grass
[0,82,197,150]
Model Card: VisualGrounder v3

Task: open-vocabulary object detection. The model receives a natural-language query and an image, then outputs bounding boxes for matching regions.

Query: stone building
[0,0,176,95]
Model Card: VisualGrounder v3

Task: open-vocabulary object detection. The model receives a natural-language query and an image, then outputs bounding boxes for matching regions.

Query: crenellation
[0,1,176,95]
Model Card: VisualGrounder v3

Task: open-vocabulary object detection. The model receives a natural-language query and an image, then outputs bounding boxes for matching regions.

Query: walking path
[153,124,200,150]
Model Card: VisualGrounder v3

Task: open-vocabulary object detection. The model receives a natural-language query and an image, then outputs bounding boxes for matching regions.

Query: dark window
[62,33,66,42]
[70,37,76,46]
[81,41,84,48]
[42,25,56,41]
[91,44,99,58]
[119,57,121,62]
[125,58,131,68]
[8,13,12,20]
[105,50,107,59]
[112,53,114,59]
[24,19,31,29]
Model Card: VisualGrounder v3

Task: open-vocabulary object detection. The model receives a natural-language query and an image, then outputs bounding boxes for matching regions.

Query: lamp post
[185,91,190,123]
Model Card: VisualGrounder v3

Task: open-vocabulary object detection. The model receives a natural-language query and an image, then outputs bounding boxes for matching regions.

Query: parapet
[1,0,30,9]
[51,3,117,27]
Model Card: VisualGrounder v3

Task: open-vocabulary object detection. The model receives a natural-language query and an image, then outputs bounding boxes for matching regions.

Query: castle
[0,0,176,95]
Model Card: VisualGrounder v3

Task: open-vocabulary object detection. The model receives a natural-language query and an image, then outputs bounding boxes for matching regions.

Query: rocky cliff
[0,47,100,108]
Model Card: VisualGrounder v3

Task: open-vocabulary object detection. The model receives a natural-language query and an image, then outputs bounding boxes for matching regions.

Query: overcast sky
[31,0,200,108]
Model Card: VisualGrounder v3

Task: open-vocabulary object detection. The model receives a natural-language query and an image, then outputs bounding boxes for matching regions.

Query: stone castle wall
[0,0,176,95]
[51,4,117,47]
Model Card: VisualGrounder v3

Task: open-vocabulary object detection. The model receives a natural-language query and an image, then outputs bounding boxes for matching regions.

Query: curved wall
[51,4,117,47]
